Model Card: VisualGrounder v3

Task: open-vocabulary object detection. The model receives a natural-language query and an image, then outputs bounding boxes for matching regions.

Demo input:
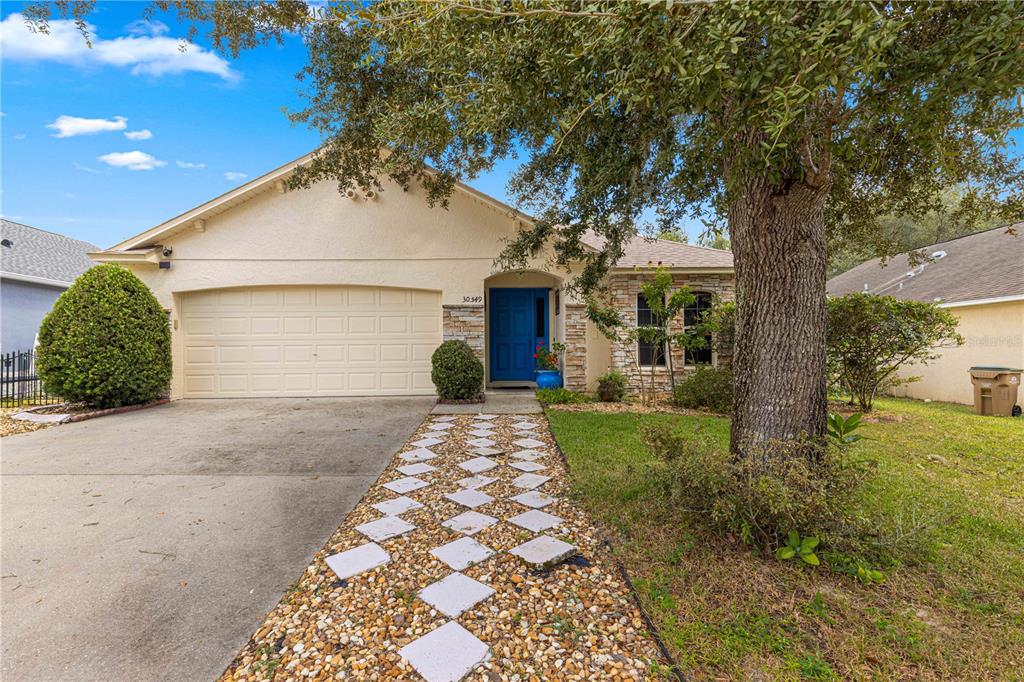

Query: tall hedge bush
[36,264,172,408]
[431,340,483,400]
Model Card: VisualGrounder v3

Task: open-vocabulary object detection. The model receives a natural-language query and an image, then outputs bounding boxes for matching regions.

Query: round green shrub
[36,264,172,408]
[431,340,483,400]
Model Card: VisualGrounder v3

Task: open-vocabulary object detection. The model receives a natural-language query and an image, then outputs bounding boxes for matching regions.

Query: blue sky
[0,1,524,249]
[2,2,1020,249]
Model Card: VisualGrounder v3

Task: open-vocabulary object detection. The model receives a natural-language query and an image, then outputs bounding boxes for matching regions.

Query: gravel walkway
[222,413,668,681]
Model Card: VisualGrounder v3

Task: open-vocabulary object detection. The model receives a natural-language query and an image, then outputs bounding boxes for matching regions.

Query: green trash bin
[968,367,1023,416]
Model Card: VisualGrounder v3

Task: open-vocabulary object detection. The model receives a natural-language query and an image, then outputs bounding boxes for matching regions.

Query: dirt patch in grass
[548,400,1024,680]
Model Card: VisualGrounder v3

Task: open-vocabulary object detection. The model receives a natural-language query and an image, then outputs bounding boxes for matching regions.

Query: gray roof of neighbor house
[827,223,1024,305]
[0,219,98,285]
[580,231,734,270]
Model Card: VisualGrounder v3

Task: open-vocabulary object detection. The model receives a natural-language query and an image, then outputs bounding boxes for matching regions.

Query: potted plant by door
[534,341,566,389]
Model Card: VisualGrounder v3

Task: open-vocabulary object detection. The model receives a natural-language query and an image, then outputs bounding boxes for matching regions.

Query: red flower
[533,353,538,358]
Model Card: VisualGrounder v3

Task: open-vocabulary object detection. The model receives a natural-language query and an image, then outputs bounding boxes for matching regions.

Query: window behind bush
[636,293,665,366]
[684,291,713,365]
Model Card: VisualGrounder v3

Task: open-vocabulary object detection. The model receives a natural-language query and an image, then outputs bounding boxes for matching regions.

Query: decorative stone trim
[442,304,485,361]
[607,272,736,395]
[562,305,588,392]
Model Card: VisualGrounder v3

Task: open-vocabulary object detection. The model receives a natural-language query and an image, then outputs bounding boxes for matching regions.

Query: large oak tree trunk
[728,175,829,458]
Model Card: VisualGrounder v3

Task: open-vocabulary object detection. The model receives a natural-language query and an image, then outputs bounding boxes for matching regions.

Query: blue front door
[489,288,549,382]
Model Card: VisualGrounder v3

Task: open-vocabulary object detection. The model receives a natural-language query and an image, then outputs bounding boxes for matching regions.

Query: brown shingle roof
[826,223,1024,304]
[580,231,734,270]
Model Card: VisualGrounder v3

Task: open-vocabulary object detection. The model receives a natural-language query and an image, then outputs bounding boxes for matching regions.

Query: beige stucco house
[827,225,1024,405]
[91,152,734,400]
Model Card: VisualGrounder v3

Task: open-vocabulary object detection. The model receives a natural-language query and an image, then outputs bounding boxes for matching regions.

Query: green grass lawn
[547,398,1024,680]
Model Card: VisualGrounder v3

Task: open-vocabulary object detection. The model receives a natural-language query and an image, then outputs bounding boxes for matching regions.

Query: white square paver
[355,515,416,542]
[508,509,563,532]
[514,422,539,430]
[433,415,458,422]
[509,535,577,569]
[428,422,456,431]
[472,447,503,457]
[511,473,551,490]
[399,621,490,682]
[444,488,494,509]
[430,537,494,570]
[511,449,544,461]
[469,429,495,438]
[442,510,498,535]
[509,460,546,473]
[372,495,423,516]
[325,542,390,580]
[457,474,496,489]
[468,437,496,448]
[474,414,498,420]
[399,448,439,463]
[458,457,498,474]
[511,490,556,509]
[397,462,436,476]
[411,437,445,448]
[383,476,429,494]
[513,438,545,449]
[419,572,495,618]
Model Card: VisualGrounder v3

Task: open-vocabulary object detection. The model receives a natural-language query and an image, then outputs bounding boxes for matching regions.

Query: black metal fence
[1,349,62,407]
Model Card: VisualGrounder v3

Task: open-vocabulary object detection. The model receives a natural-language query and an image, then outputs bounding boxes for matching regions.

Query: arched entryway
[484,271,563,386]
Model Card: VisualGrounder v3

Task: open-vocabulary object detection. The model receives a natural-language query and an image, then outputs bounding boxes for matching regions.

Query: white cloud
[124,129,152,140]
[13,134,26,140]
[224,171,247,181]
[48,114,127,138]
[98,150,167,171]
[73,162,107,174]
[1,13,240,81]
[176,160,206,169]
[125,20,169,37]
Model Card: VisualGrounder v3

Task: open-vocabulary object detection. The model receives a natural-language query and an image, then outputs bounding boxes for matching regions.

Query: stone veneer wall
[562,305,588,392]
[607,272,735,396]
[442,305,485,361]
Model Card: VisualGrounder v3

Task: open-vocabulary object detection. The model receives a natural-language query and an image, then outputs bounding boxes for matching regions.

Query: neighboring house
[91,152,734,399]
[827,224,1024,405]
[0,219,97,353]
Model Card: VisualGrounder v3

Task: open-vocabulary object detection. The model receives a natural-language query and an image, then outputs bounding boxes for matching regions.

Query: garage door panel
[181,286,440,397]
[220,317,250,336]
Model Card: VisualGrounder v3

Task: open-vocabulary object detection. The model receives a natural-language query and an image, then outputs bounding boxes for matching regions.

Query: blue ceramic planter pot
[535,369,563,389]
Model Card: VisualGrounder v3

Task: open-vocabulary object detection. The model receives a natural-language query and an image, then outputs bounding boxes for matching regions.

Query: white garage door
[179,286,441,397]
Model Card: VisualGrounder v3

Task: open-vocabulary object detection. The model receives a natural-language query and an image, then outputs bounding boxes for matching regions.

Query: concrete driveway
[1,397,433,682]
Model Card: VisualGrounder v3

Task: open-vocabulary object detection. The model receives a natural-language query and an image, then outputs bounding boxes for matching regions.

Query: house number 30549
[462,295,483,303]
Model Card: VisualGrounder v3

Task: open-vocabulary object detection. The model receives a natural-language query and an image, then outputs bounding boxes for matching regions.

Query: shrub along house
[827,224,1024,405]
[90,152,734,400]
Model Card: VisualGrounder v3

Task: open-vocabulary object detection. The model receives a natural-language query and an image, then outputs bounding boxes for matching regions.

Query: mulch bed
[222,414,668,681]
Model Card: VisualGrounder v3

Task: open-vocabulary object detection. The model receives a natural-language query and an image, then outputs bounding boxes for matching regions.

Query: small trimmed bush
[36,264,172,408]
[536,387,592,405]
[671,365,733,413]
[596,370,627,402]
[431,340,483,400]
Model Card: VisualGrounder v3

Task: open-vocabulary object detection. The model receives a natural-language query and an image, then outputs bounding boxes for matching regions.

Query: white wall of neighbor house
[890,300,1024,405]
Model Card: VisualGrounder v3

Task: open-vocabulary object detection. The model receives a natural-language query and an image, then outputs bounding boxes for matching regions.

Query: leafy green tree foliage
[36,264,172,408]
[27,2,1023,458]
[826,293,963,411]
